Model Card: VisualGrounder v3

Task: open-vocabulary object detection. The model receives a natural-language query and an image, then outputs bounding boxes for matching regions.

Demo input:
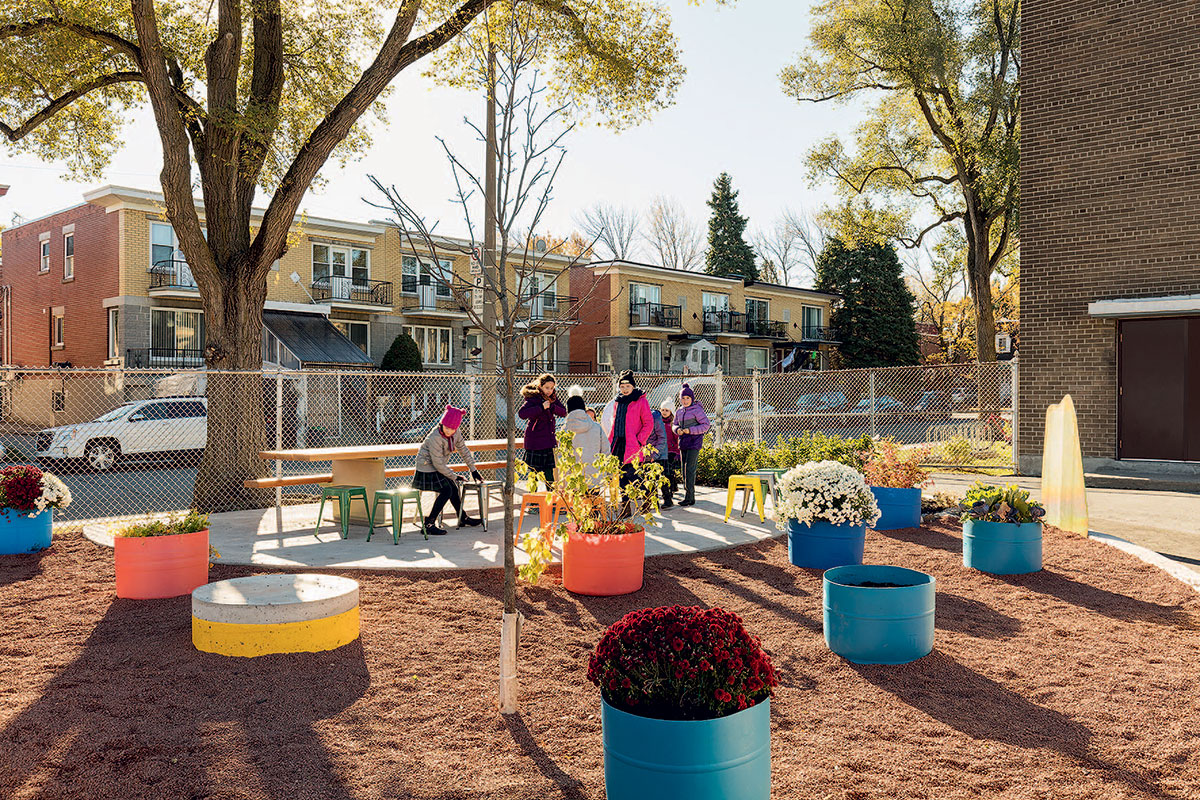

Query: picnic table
[256,439,512,524]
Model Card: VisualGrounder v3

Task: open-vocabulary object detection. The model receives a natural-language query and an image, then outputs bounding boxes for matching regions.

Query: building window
[745,298,768,321]
[629,283,660,305]
[333,320,370,356]
[597,339,613,371]
[63,234,75,280]
[39,240,50,273]
[151,308,205,364]
[260,326,301,369]
[523,333,557,367]
[150,221,178,270]
[802,305,823,336]
[404,325,452,366]
[313,244,370,287]
[717,345,729,370]
[629,339,662,372]
[51,311,64,348]
[402,255,452,297]
[107,308,120,360]
[51,391,65,413]
[746,347,769,371]
[702,292,729,312]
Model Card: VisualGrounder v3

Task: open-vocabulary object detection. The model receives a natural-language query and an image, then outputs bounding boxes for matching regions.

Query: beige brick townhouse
[569,260,840,375]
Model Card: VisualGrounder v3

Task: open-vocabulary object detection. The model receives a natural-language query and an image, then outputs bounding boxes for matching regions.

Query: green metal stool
[747,469,788,514]
[314,484,371,540]
[369,487,428,543]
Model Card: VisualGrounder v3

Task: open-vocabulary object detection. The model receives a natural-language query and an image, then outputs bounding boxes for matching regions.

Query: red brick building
[1019,0,1200,473]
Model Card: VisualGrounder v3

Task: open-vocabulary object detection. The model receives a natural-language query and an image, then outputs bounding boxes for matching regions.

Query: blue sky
[0,1,865,269]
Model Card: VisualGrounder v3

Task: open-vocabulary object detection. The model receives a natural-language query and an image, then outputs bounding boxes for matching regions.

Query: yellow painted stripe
[192,606,359,657]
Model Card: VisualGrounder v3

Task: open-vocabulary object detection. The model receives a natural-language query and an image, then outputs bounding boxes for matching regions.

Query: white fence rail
[0,361,1015,524]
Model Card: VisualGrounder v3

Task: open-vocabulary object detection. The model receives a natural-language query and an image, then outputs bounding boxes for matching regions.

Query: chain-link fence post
[869,370,878,439]
[467,375,477,440]
[714,368,725,447]
[274,370,284,532]
[751,369,761,443]
[1010,358,1020,474]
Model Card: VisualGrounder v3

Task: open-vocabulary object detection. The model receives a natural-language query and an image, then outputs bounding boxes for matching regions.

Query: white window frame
[628,338,662,372]
[745,346,769,371]
[745,297,769,320]
[802,305,823,335]
[150,307,206,364]
[629,282,661,306]
[312,243,371,285]
[702,292,729,312]
[150,221,179,270]
[402,255,452,298]
[333,320,370,356]
[51,312,64,347]
[107,308,120,360]
[63,233,75,280]
[39,238,51,273]
[403,324,453,367]
[597,339,613,370]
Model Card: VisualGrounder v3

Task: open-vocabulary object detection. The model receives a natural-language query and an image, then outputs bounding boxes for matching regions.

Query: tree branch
[896,212,964,249]
[0,72,144,142]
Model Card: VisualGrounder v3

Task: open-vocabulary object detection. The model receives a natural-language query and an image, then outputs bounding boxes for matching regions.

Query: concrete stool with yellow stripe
[192,574,359,657]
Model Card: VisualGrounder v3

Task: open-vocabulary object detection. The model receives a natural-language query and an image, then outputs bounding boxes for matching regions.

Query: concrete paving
[929,473,1200,577]
[84,486,781,571]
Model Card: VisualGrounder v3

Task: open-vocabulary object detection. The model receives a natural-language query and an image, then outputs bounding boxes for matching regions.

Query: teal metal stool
[747,469,787,514]
[369,487,428,543]
[315,485,370,540]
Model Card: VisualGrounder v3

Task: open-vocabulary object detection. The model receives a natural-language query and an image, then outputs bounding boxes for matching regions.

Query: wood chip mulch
[1,521,1198,800]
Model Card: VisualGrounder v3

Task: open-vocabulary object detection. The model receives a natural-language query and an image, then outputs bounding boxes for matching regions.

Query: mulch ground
[1,521,1198,800]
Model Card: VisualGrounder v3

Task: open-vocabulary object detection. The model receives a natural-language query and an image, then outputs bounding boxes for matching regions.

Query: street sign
[470,246,482,275]
[472,275,484,314]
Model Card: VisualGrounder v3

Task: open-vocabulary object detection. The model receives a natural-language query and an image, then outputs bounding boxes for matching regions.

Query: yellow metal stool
[724,475,766,522]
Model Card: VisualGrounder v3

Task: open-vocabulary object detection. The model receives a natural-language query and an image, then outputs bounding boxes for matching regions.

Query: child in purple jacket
[518,373,566,487]
[672,383,711,506]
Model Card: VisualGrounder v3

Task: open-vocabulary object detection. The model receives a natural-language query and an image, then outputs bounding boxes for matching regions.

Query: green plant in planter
[118,510,210,537]
[960,483,1045,523]
[518,429,666,584]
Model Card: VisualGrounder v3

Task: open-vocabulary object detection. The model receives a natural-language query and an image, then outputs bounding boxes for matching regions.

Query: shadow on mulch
[0,548,51,587]
[996,569,1199,629]
[857,650,1177,799]
[0,596,369,800]
[875,525,963,554]
[503,713,588,800]
[935,591,1023,639]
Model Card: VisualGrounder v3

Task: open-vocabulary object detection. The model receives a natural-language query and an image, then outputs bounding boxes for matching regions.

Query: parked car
[35,397,208,471]
[909,390,952,418]
[722,400,775,420]
[795,391,849,412]
[850,396,905,415]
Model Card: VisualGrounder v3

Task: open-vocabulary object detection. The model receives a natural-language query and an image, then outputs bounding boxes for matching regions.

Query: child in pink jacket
[608,370,654,513]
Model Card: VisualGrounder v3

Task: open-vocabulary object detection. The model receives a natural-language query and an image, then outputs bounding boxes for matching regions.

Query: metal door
[1118,317,1195,460]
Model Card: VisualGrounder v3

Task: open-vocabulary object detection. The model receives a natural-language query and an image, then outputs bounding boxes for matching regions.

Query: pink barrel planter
[114,529,210,599]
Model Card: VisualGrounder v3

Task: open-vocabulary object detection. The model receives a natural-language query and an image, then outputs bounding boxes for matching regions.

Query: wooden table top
[259,439,513,462]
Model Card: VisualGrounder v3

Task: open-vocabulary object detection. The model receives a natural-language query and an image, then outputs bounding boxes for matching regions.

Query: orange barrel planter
[115,529,210,599]
[562,524,645,596]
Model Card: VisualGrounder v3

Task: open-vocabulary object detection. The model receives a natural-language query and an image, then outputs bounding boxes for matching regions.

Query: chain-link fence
[0,361,1014,525]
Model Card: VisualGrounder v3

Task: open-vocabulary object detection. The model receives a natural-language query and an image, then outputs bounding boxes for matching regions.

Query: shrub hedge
[696,432,875,487]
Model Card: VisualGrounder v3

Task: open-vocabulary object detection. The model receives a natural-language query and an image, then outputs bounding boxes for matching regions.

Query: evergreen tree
[815,238,920,368]
[704,173,759,280]
[381,332,424,372]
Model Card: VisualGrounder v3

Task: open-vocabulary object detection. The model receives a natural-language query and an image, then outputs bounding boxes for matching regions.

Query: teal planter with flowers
[0,465,71,554]
[960,483,1045,575]
[776,460,881,569]
[589,606,778,800]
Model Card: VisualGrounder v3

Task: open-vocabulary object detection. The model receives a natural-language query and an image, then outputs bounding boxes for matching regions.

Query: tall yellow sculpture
[1042,395,1089,536]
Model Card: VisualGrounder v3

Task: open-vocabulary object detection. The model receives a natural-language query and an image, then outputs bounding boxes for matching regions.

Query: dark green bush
[696,432,874,487]
[381,332,423,372]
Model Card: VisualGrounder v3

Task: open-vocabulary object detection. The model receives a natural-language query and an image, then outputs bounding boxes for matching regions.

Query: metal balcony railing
[126,348,206,368]
[702,309,748,335]
[149,259,199,291]
[311,276,393,307]
[628,301,682,329]
[516,359,592,374]
[746,318,788,339]
[799,325,839,343]
[523,293,579,322]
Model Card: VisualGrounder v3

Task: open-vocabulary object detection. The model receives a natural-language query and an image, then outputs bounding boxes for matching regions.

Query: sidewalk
[929,472,1200,577]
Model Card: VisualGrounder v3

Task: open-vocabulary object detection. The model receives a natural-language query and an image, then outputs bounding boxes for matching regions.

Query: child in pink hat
[411,405,483,536]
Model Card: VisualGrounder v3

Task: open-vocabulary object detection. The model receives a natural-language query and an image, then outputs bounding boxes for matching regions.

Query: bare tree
[370,10,612,715]
[643,195,703,270]
[751,209,826,287]
[576,202,641,260]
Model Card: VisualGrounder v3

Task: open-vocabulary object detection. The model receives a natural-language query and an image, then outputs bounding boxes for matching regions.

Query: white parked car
[35,397,208,471]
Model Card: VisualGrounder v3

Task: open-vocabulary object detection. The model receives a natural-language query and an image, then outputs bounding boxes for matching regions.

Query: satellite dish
[534,237,548,254]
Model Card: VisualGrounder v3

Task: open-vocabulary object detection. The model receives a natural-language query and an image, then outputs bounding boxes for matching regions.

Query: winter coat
[608,389,655,465]
[660,412,681,458]
[673,401,711,452]
[517,384,566,451]
[648,410,667,461]
[415,425,477,480]
[562,409,607,488]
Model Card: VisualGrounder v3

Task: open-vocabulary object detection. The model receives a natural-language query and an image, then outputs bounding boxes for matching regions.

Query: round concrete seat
[192,574,359,657]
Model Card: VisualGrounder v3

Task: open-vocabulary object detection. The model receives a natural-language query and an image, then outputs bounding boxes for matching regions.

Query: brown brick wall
[570,267,612,367]
[1020,0,1200,467]
[1,203,120,367]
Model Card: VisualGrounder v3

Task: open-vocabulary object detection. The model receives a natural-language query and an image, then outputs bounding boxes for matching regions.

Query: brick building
[570,260,839,375]
[1019,0,1200,473]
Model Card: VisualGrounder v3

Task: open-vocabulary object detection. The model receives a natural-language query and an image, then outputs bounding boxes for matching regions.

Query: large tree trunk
[193,258,273,512]
[962,203,998,364]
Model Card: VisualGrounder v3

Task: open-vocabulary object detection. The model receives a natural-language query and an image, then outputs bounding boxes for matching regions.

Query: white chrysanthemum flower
[774,460,881,530]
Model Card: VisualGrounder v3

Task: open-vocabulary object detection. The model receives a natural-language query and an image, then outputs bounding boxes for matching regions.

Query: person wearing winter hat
[658,399,681,505]
[673,383,711,506]
[517,372,566,488]
[609,370,654,514]
[561,386,607,489]
[412,405,484,536]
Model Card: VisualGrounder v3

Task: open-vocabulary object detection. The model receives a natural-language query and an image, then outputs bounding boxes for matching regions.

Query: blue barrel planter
[869,486,922,530]
[823,565,935,665]
[0,509,52,554]
[602,697,770,800]
[963,519,1043,575]
[787,519,866,569]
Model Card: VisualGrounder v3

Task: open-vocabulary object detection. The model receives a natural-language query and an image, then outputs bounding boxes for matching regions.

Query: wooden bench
[243,460,509,490]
